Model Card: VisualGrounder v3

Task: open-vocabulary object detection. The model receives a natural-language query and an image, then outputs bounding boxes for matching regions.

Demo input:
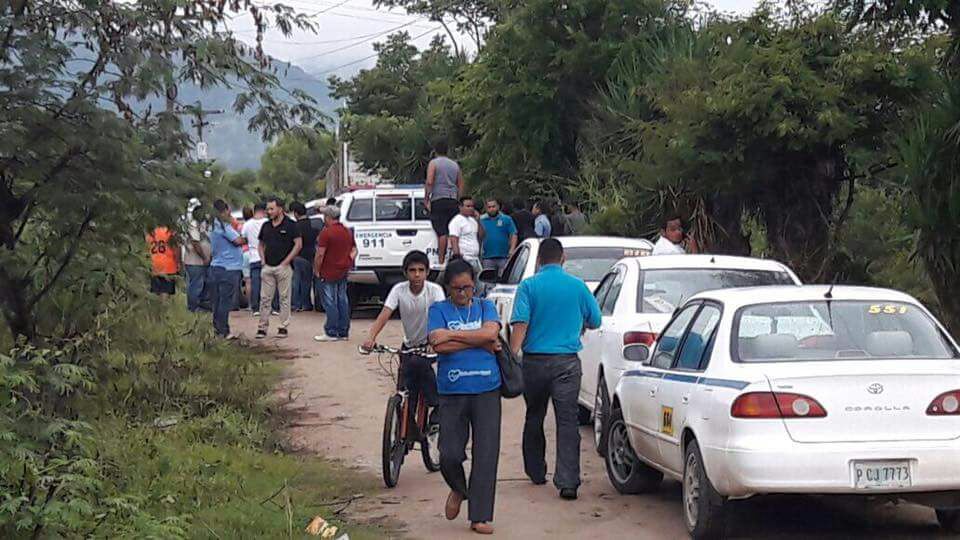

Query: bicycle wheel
[382,394,405,488]
[421,413,441,472]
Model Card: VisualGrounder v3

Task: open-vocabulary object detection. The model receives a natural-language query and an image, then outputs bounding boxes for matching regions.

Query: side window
[601,269,625,316]
[674,305,722,371]
[593,273,616,311]
[374,197,413,221]
[505,247,530,284]
[414,198,430,220]
[346,199,372,222]
[651,304,700,369]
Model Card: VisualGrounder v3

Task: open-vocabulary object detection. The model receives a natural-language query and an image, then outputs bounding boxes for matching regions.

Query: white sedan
[581,255,801,451]
[605,285,960,538]
[481,236,653,340]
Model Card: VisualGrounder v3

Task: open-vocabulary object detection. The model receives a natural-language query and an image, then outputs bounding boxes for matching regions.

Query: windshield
[639,269,796,313]
[563,246,650,282]
[735,301,958,362]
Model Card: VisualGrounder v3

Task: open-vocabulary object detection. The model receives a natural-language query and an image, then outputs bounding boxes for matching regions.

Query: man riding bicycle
[363,250,446,433]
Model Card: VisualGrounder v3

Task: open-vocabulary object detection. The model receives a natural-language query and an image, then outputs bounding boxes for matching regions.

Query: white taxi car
[481,236,654,340]
[582,255,801,451]
[605,285,960,538]
[335,186,439,300]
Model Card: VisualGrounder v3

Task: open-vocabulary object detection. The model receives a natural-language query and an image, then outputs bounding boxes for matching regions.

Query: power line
[308,25,441,76]
[289,18,424,61]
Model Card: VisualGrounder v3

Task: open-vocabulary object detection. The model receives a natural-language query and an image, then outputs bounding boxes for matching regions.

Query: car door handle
[681,395,690,405]
[648,389,657,398]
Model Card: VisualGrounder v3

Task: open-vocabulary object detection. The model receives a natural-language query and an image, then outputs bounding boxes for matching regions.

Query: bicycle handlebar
[358,344,437,359]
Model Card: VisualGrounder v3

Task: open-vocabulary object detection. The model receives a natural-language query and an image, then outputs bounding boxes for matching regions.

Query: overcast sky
[232,0,762,79]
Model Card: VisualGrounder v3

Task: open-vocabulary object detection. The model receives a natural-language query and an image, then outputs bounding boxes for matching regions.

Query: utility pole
[177,101,223,162]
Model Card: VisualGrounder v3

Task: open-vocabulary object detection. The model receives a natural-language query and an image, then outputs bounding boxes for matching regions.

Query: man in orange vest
[147,226,180,299]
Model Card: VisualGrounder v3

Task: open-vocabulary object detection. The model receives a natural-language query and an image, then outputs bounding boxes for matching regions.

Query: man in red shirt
[313,206,357,341]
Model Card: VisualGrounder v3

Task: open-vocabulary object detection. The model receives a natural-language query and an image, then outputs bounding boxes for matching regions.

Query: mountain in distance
[174,60,339,170]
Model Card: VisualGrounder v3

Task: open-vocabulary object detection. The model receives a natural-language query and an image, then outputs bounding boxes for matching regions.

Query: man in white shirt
[447,196,484,274]
[652,214,689,255]
[241,203,270,315]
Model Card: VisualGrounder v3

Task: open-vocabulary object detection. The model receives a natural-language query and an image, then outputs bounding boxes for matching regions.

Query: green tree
[259,129,335,201]
[0,0,323,341]
[373,0,503,54]
[330,33,465,182]
[577,7,935,280]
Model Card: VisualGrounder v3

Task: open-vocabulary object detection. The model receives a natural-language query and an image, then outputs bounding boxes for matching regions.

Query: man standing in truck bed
[424,138,463,266]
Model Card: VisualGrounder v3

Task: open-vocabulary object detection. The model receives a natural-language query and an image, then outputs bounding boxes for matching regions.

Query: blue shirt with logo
[511,264,602,354]
[209,220,243,271]
[428,299,502,395]
[480,213,517,259]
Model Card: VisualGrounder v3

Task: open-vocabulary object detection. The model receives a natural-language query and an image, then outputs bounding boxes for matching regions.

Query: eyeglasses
[450,284,474,293]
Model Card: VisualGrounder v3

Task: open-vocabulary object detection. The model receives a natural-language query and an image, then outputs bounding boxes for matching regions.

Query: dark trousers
[522,353,582,490]
[400,352,439,409]
[292,256,314,310]
[209,266,240,337]
[185,264,211,312]
[439,389,501,523]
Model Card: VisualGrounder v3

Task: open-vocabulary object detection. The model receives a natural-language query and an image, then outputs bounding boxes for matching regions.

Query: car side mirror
[478,268,499,284]
[622,343,650,363]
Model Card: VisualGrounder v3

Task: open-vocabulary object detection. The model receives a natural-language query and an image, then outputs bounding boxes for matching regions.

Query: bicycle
[358,343,441,488]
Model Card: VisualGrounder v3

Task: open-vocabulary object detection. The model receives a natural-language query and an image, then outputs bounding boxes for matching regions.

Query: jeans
[521,353,583,490]
[292,257,314,311]
[320,278,350,338]
[258,264,292,333]
[439,389,501,523]
[482,257,509,278]
[313,276,324,311]
[185,264,211,312]
[209,266,240,337]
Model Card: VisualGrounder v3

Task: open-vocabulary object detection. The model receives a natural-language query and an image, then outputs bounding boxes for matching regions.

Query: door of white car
[655,303,722,474]
[628,303,700,466]
[488,244,531,340]
[580,271,616,408]
[596,267,628,398]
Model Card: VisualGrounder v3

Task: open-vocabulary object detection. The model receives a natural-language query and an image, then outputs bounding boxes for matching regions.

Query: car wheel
[937,508,960,533]
[604,407,662,494]
[593,376,610,456]
[577,404,592,426]
[683,440,726,539]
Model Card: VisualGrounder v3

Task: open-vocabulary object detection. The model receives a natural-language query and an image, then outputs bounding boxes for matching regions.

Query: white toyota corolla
[605,285,960,539]
[580,255,801,453]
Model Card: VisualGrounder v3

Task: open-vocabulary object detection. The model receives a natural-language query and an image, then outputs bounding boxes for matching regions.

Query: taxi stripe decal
[622,370,749,390]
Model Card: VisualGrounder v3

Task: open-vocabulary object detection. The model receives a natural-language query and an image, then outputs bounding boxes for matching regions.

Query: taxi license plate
[852,460,912,489]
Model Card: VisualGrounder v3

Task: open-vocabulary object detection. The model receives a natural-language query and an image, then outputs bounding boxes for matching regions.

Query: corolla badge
[867,383,884,395]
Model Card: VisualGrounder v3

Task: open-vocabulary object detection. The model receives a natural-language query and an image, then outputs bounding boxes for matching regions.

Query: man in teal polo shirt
[509,238,602,500]
[479,198,517,278]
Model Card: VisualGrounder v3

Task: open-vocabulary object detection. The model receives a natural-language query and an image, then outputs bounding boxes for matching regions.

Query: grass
[95,419,387,539]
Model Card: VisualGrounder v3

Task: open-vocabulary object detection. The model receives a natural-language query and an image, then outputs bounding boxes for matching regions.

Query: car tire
[683,440,726,539]
[604,407,662,494]
[936,508,960,533]
[593,376,610,456]
[577,404,592,426]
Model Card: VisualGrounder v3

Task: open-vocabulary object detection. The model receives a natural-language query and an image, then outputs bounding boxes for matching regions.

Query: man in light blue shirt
[509,238,601,500]
[533,201,552,238]
[479,198,517,277]
[209,199,245,338]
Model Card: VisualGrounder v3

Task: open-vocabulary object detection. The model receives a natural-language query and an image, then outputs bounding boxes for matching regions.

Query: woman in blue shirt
[428,258,502,535]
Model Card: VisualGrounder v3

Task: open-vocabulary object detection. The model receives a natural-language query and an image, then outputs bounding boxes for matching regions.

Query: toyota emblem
[867,383,884,395]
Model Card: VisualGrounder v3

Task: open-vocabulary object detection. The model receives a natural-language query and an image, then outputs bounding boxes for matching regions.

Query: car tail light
[623,331,657,347]
[731,392,827,419]
[927,390,960,415]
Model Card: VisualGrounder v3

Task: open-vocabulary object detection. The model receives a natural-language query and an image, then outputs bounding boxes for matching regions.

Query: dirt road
[232,311,949,539]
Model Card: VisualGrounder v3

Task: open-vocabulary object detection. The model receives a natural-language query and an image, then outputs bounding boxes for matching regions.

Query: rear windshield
[639,269,796,313]
[375,197,412,221]
[563,246,650,282]
[735,301,958,362]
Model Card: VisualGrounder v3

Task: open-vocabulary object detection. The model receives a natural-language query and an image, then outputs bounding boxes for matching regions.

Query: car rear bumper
[703,438,960,499]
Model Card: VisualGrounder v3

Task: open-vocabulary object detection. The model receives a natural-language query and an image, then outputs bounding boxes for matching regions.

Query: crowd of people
[142,138,699,534]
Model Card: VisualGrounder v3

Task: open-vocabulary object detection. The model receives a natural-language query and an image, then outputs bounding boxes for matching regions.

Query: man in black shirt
[256,197,301,339]
[291,202,319,312]
[511,198,536,243]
